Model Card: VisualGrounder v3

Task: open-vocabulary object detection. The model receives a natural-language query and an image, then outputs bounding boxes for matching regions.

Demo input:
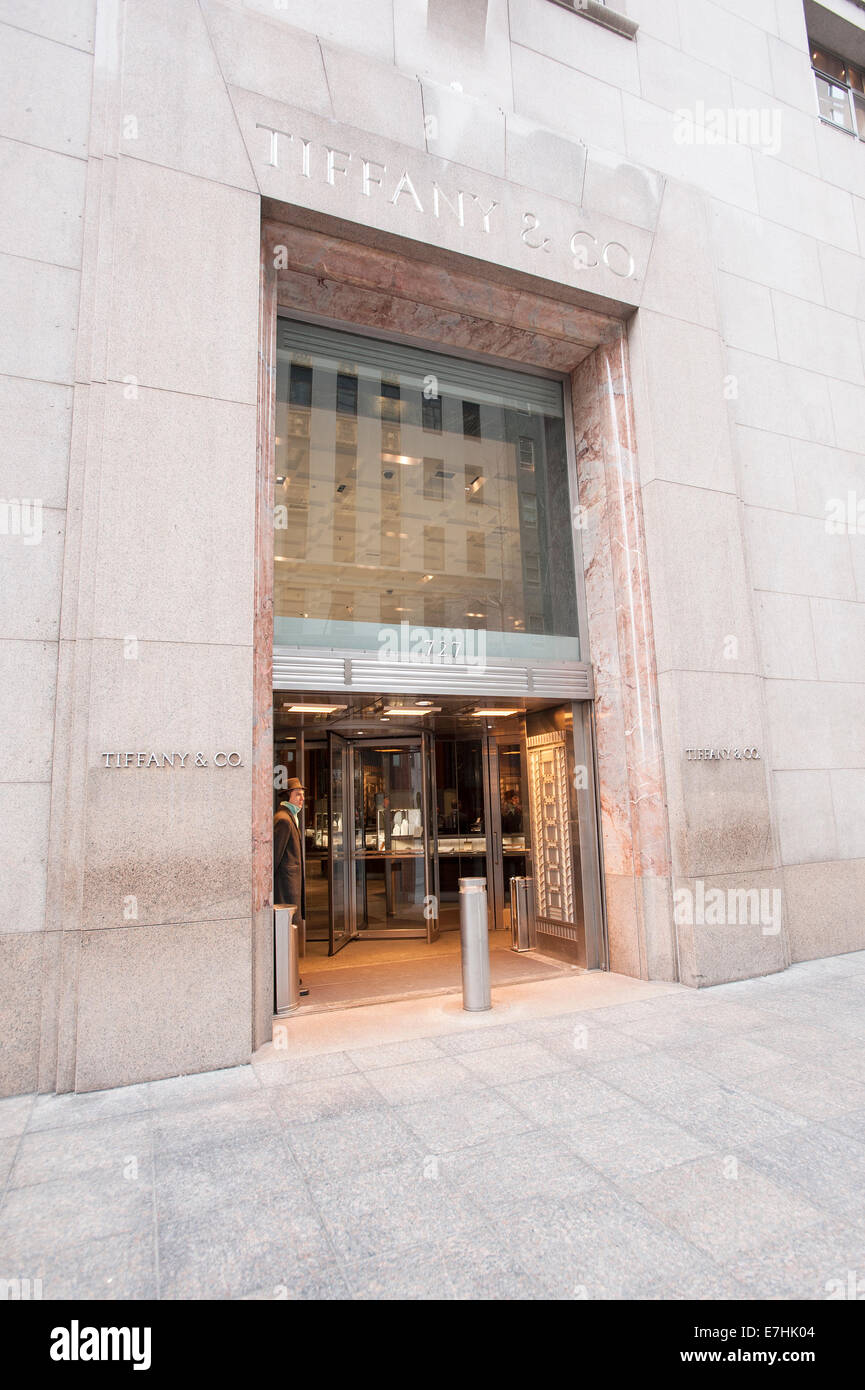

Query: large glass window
[274,321,580,663]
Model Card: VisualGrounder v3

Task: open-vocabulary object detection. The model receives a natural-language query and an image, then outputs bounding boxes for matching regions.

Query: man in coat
[274,776,309,995]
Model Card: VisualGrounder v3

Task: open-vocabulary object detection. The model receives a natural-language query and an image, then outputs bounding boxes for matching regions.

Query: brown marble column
[571,332,675,979]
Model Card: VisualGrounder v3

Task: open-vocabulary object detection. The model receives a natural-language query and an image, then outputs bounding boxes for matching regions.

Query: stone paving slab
[3,952,865,1299]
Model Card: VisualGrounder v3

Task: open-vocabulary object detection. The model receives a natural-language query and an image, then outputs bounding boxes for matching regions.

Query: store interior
[273,692,584,1012]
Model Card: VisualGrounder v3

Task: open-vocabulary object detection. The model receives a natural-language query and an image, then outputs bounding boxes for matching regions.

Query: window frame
[811,41,865,141]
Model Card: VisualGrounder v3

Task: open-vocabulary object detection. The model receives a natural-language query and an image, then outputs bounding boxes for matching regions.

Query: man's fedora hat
[284,777,306,793]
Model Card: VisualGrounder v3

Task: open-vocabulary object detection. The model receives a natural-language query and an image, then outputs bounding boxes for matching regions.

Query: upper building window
[811,43,865,139]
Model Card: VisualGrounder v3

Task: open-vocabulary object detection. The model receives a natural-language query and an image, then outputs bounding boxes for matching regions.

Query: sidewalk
[2,953,865,1300]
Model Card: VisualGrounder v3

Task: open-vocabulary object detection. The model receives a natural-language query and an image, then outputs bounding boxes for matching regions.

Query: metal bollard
[510,876,537,952]
[274,905,300,1015]
[459,877,491,1012]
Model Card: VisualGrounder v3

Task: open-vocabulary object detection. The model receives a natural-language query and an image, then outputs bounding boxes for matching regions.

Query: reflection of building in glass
[273,325,578,649]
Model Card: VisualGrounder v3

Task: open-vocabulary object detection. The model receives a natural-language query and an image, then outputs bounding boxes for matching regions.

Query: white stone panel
[745,506,855,600]
[767,35,819,112]
[754,591,817,680]
[581,147,663,230]
[107,160,259,403]
[658,669,777,878]
[0,23,91,156]
[828,379,865,455]
[784,859,865,960]
[0,0,94,50]
[677,0,773,91]
[810,598,865,684]
[509,0,640,94]
[506,116,585,204]
[755,157,858,252]
[852,534,865,604]
[394,0,513,108]
[623,94,759,212]
[242,0,394,65]
[0,641,56,781]
[729,78,819,177]
[200,0,332,113]
[0,140,86,268]
[735,426,796,512]
[323,43,426,150]
[0,377,72,508]
[831,771,865,860]
[712,0,779,36]
[93,386,256,645]
[624,0,680,46]
[815,122,865,202]
[817,243,865,320]
[0,255,79,384]
[637,32,733,113]
[120,0,255,189]
[642,180,717,331]
[512,43,625,150]
[74,918,252,1090]
[726,349,834,445]
[0,508,64,641]
[710,199,823,302]
[772,290,864,385]
[719,273,777,357]
[638,312,737,493]
[790,438,865,523]
[774,0,809,49]
[424,82,505,177]
[82,639,253,931]
[765,680,865,769]
[773,770,836,864]
[642,481,758,676]
[0,783,48,931]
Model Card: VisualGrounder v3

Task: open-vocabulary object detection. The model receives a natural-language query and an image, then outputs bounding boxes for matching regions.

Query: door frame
[481,726,533,935]
[326,730,357,955]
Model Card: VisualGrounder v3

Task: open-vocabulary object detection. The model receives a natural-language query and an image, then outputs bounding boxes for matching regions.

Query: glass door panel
[494,737,532,930]
[302,742,329,942]
[327,731,355,955]
[352,740,429,937]
[422,730,439,943]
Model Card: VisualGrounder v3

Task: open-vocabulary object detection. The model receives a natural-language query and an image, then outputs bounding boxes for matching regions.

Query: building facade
[3,0,865,1096]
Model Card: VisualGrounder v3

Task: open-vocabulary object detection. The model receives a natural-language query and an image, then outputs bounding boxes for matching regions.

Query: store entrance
[272,691,601,1010]
[274,697,535,955]
[297,726,531,955]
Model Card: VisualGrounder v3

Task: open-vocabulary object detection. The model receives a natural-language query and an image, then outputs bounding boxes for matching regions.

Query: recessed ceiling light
[283,704,348,714]
[384,706,441,715]
[472,708,519,717]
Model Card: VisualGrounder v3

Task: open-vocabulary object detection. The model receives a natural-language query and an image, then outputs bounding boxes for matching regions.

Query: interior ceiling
[805,0,865,67]
[273,690,564,739]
